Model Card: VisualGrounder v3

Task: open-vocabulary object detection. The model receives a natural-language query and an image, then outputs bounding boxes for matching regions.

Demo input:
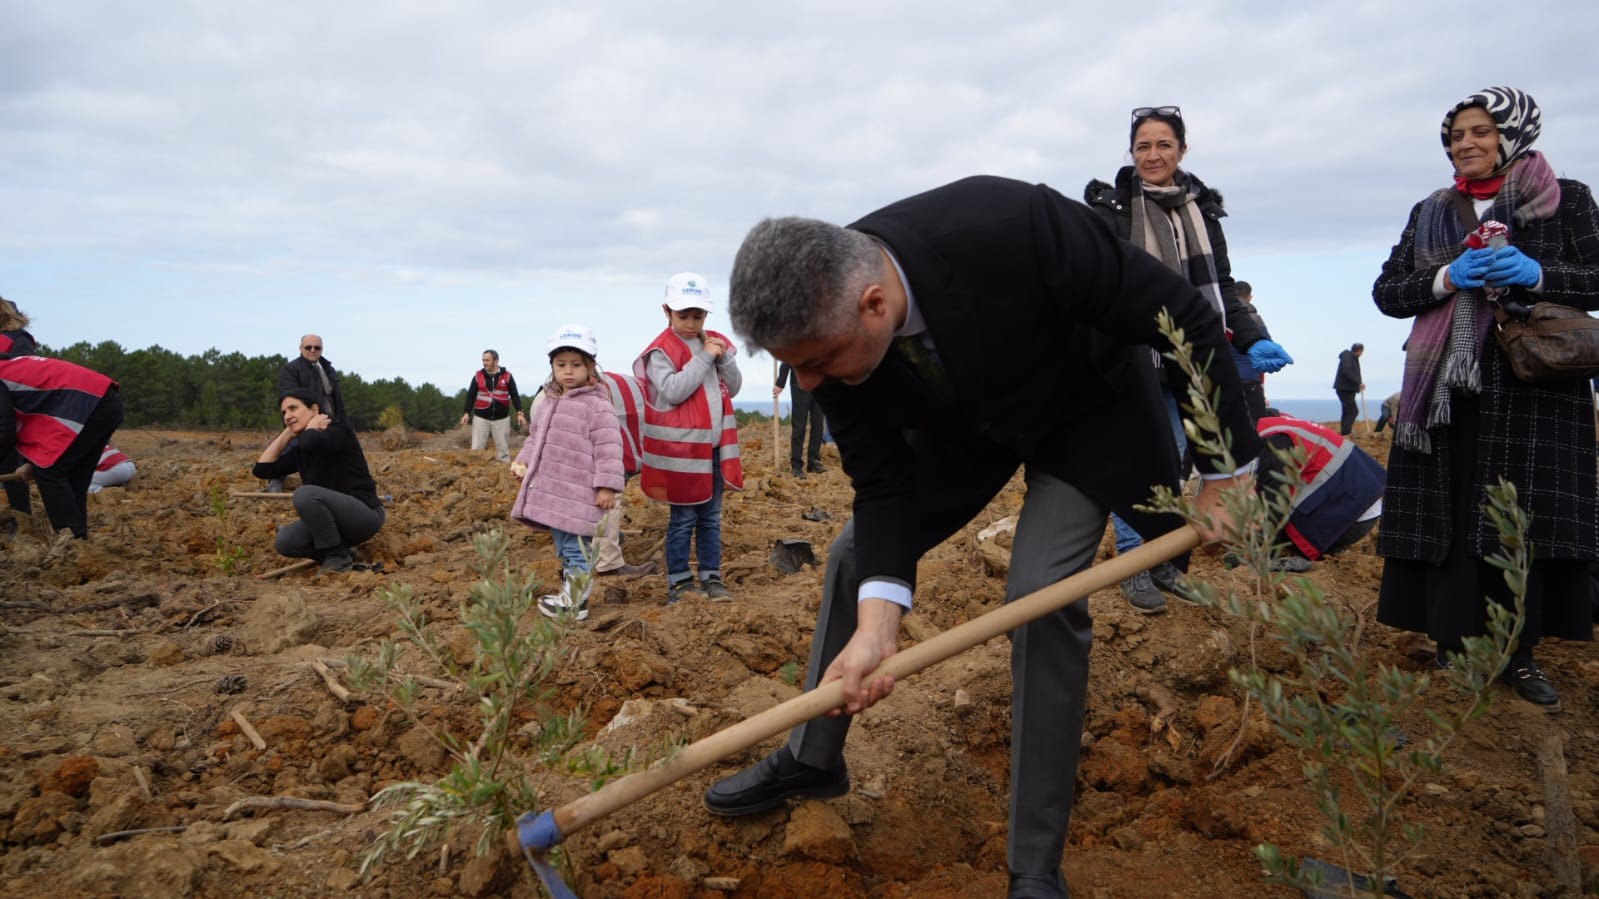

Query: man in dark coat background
[1333,342,1364,435]
[710,175,1263,899]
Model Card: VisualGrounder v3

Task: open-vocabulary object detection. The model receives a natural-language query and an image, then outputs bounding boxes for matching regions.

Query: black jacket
[1333,350,1362,393]
[1083,167,1267,351]
[251,423,380,510]
[813,176,1264,589]
[278,355,345,422]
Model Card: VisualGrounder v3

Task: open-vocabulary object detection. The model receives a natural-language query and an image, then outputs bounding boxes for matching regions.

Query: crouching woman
[252,390,384,571]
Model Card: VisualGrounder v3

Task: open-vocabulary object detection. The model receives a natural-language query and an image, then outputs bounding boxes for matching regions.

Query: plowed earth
[1,425,1597,898]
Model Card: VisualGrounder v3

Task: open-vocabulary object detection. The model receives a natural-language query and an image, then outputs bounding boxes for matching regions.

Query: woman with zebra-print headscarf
[1374,86,1599,711]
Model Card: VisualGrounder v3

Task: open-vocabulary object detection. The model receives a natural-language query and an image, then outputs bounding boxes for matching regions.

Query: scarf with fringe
[1394,151,1561,452]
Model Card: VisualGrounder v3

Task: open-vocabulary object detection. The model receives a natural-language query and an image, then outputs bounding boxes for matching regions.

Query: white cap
[546,323,598,357]
[664,272,713,311]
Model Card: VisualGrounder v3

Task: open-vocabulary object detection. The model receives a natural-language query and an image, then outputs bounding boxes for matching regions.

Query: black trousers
[32,391,124,538]
[1336,389,1359,435]
[789,384,826,468]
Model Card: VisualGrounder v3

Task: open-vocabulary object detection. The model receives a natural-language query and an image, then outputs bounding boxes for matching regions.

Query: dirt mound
[1,427,1596,897]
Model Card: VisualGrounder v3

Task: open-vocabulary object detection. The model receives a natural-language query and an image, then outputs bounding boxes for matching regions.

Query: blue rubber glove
[1448,247,1494,290]
[1246,339,1294,373]
[1483,246,1543,288]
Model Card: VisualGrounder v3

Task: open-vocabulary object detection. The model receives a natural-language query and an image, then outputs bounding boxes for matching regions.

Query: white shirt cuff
[859,578,913,612]
[1200,458,1257,480]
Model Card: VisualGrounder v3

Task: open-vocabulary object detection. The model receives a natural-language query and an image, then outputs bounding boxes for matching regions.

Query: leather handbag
[1492,302,1599,382]
[1446,190,1599,382]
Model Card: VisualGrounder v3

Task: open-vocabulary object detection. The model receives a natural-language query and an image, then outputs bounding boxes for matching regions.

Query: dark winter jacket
[277,355,345,422]
[1374,178,1599,563]
[1333,349,1362,393]
[1083,166,1268,352]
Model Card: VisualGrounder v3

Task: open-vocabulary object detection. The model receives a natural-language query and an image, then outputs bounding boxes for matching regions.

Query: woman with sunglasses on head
[1373,87,1599,711]
[1084,105,1293,614]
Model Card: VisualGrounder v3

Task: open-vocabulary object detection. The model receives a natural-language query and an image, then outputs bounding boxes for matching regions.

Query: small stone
[326,868,360,891]
[1424,783,1450,797]
[396,725,445,772]
[54,756,100,797]
[781,801,856,863]
[1519,824,1546,839]
[90,725,138,757]
[1110,826,1145,851]
[595,830,630,853]
[210,839,280,875]
[610,845,649,877]
[703,877,741,892]
[147,641,185,667]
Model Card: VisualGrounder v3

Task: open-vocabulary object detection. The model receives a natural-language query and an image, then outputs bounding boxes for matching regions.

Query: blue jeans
[550,528,593,578]
[1111,388,1187,555]
[666,455,723,585]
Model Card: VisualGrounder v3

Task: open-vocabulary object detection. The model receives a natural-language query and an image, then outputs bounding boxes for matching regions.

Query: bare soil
[2,425,1597,898]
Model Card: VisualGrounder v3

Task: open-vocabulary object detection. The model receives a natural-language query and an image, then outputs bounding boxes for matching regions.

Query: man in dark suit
[711,176,1262,898]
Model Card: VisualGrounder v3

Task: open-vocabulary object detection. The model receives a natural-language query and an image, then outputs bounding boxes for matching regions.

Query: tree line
[45,341,463,432]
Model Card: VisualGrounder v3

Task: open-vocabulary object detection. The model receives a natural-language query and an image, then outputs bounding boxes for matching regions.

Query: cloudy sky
[5,1,1598,406]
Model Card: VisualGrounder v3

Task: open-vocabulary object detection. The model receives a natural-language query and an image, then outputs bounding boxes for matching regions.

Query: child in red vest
[511,324,626,621]
[634,272,743,604]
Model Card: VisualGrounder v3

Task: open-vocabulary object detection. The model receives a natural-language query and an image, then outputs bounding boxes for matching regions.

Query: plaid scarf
[1395,151,1561,452]
[1129,171,1226,323]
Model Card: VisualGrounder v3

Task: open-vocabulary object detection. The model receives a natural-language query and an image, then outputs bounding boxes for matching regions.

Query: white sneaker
[538,575,593,621]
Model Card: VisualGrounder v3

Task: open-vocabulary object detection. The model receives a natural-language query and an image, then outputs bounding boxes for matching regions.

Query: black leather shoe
[1008,870,1068,898]
[1503,657,1560,711]
[703,748,849,816]
[807,460,827,474]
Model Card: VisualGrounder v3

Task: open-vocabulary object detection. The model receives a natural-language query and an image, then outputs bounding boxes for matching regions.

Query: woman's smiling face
[1449,105,1500,180]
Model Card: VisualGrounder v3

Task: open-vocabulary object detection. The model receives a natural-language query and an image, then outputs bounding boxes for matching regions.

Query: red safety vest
[602,371,645,476]
[633,329,743,504]
[97,445,132,471]
[1257,415,1383,560]
[473,369,513,412]
[0,356,118,468]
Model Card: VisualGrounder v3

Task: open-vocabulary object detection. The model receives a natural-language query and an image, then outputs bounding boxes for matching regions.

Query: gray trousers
[788,462,1102,876]
[470,415,512,461]
[275,485,385,558]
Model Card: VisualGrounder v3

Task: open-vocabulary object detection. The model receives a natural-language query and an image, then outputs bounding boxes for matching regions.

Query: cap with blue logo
[664,272,713,311]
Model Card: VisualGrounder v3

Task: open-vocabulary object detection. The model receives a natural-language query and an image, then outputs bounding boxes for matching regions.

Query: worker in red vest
[0,355,124,539]
[459,349,526,462]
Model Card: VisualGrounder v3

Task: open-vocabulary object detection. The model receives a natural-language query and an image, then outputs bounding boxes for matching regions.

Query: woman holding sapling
[1373,87,1599,710]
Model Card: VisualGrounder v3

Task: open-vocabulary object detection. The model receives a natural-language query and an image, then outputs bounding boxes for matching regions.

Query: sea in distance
[739,396,1349,426]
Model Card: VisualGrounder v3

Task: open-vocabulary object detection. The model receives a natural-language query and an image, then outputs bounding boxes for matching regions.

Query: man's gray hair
[728,217,881,351]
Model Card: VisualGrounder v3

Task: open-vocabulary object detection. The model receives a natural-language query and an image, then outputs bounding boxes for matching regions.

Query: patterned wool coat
[510,382,625,536]
[1374,178,1599,564]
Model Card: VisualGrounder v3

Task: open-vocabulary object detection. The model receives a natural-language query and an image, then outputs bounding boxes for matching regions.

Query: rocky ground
[2,424,1598,898]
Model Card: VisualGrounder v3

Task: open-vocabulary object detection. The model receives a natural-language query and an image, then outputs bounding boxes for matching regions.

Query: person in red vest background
[90,444,137,493]
[459,349,525,462]
[0,355,124,539]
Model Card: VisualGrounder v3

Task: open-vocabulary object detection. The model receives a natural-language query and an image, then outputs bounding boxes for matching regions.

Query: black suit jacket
[812,176,1264,589]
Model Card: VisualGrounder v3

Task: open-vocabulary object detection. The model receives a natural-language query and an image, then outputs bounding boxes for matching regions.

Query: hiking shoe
[597,561,659,578]
[1502,657,1560,711]
[703,576,732,601]
[1119,570,1166,614]
[666,579,693,605]
[791,465,806,478]
[1149,561,1201,603]
[807,460,827,474]
[703,747,849,817]
[264,478,284,494]
[538,592,590,621]
[320,547,355,572]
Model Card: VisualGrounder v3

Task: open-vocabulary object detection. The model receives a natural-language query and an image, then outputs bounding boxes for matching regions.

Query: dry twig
[231,708,267,750]
[222,795,367,821]
[309,659,353,703]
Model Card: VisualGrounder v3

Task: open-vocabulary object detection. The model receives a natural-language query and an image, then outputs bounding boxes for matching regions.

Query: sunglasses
[303,344,322,351]
[1132,105,1182,120]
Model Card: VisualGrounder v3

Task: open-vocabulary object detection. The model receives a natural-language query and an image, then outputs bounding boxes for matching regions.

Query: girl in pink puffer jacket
[510,324,625,621]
